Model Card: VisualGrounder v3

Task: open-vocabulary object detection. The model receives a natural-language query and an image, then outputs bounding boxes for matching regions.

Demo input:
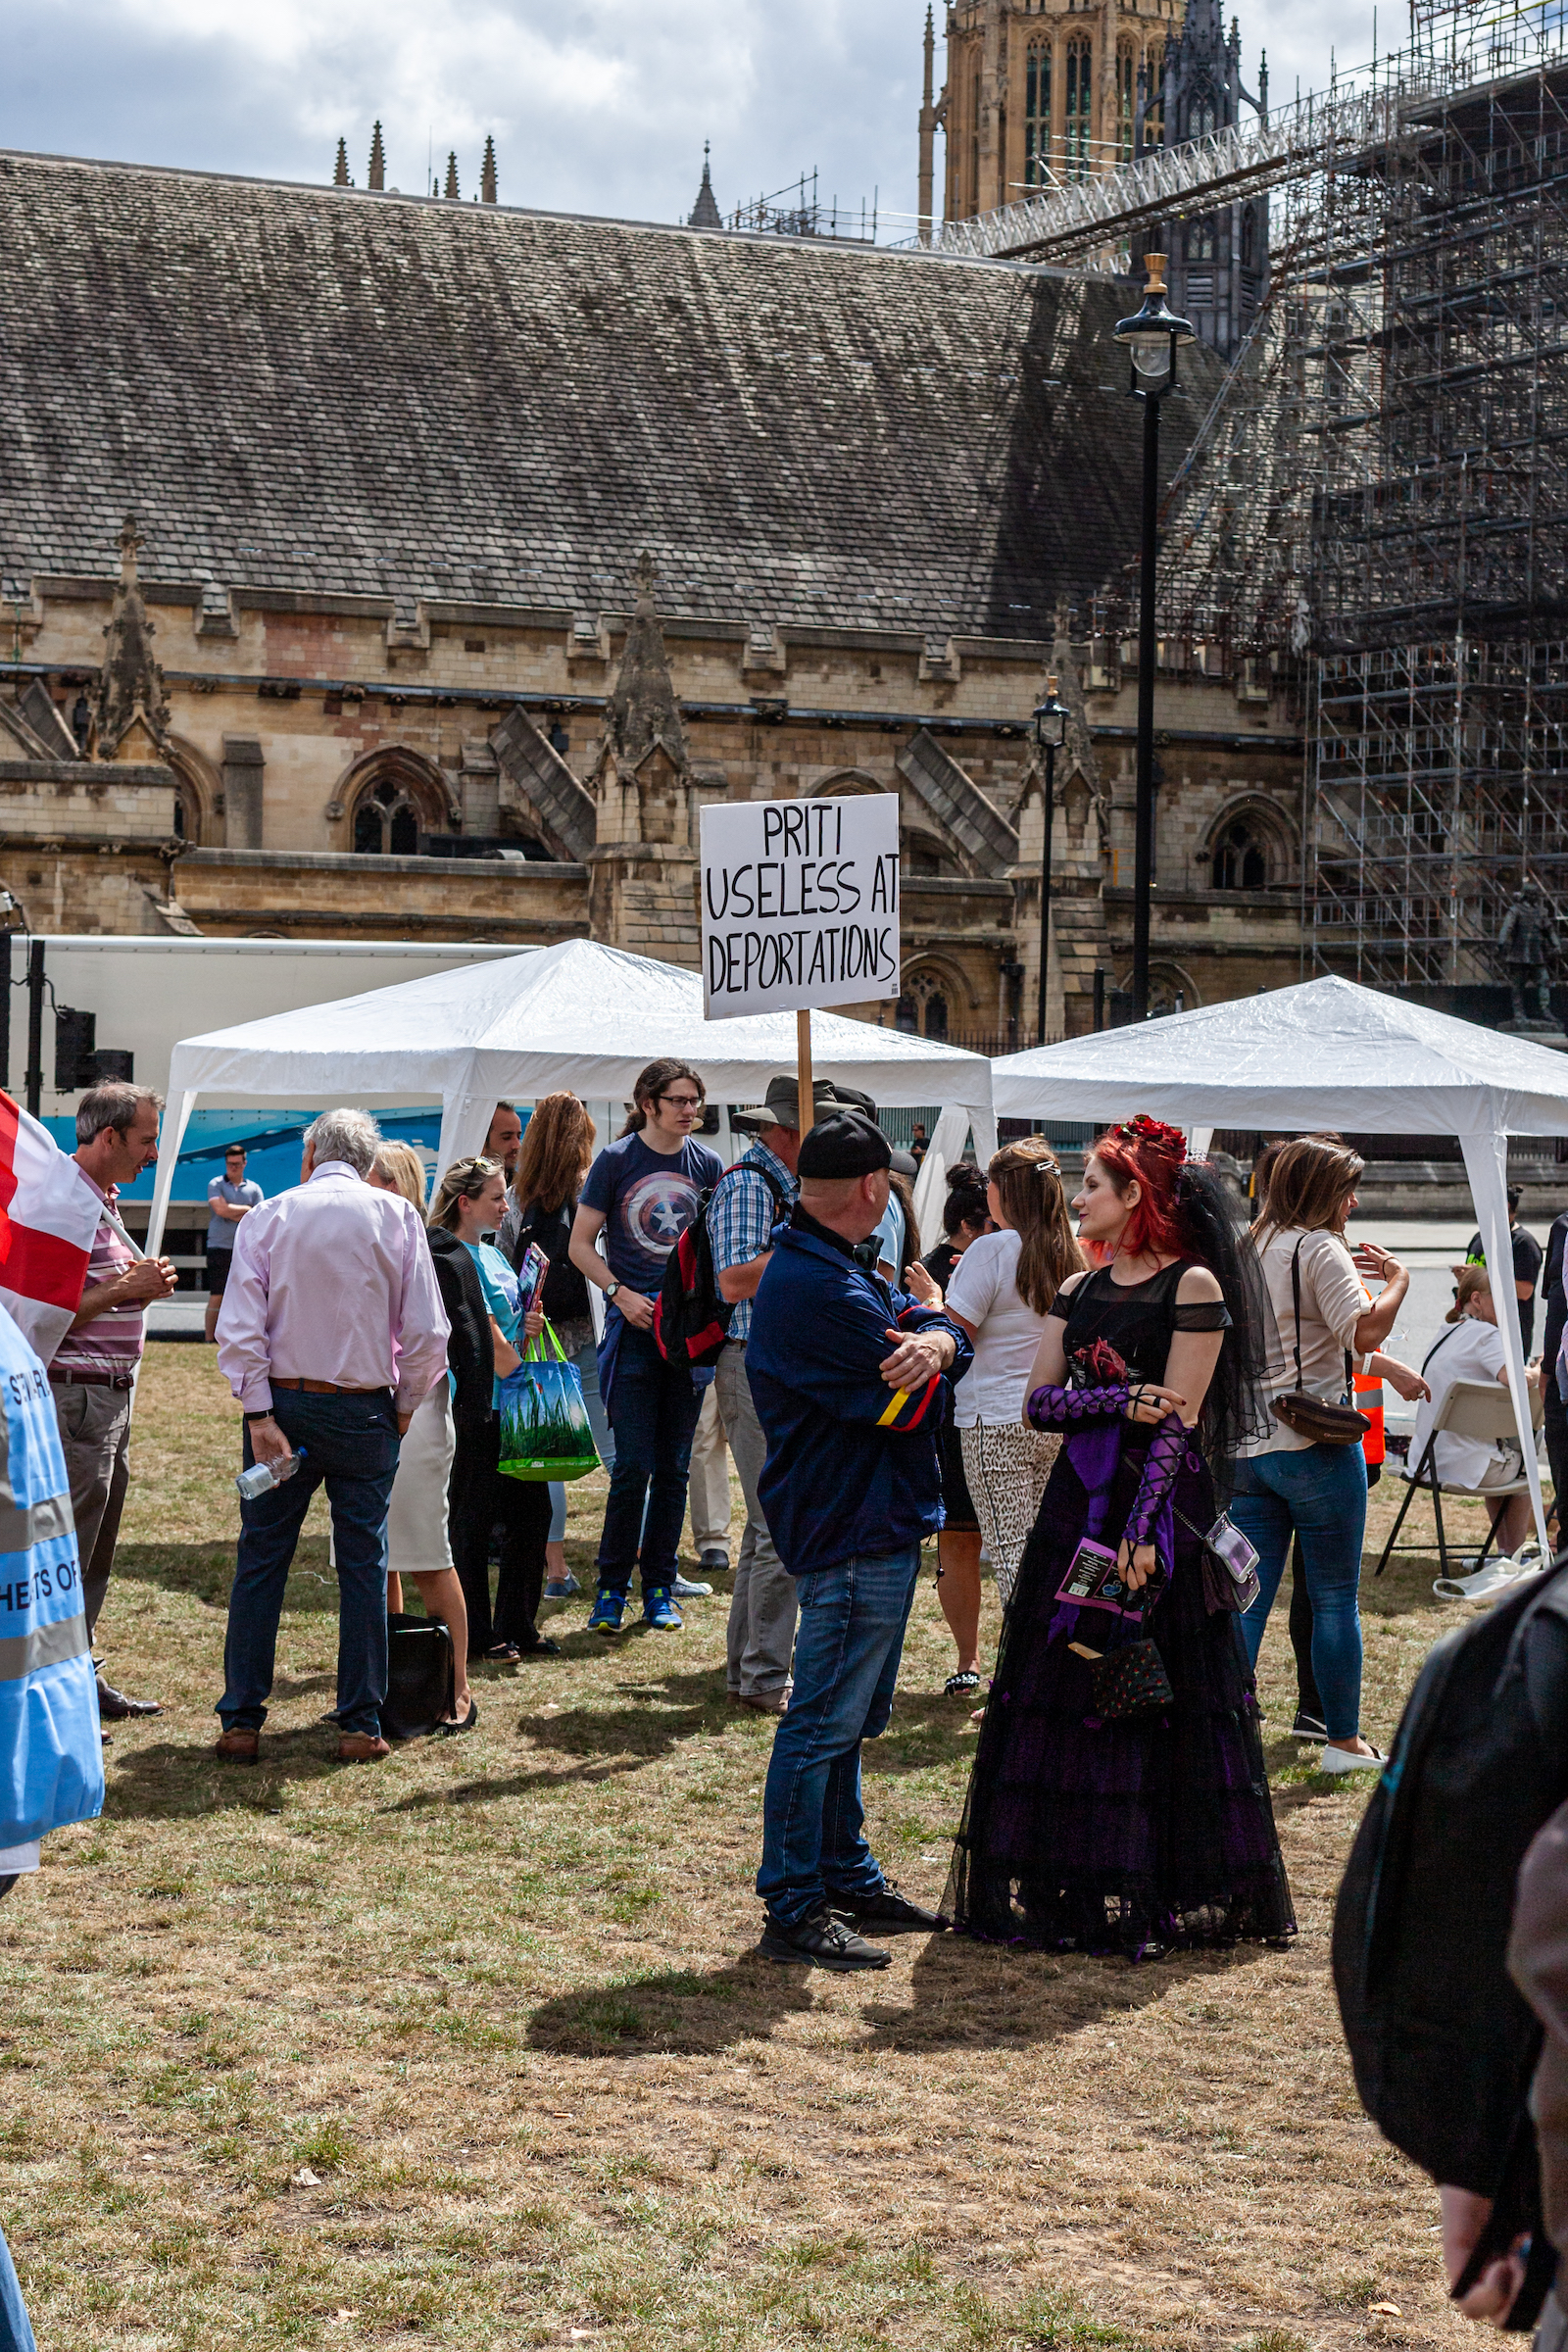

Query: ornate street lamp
[1114,255,1195,1020]
[1031,675,1070,1047]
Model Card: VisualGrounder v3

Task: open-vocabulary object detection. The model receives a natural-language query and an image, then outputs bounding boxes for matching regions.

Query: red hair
[1091,1114,1190,1260]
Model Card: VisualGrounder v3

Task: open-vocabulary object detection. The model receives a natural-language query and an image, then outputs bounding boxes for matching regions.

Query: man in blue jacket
[746,1106,973,1971]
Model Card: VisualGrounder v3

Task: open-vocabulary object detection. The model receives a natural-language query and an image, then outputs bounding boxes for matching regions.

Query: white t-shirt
[1411,1315,1515,1489]
[946,1228,1050,1428]
[1246,1224,1367,1456]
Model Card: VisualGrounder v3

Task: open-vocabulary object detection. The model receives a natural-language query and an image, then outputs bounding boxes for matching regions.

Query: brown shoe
[215,1727,259,1763]
[337,1732,391,1763]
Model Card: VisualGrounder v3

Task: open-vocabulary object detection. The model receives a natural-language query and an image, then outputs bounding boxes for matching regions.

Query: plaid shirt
[708,1138,798,1344]
[50,1178,144,1381]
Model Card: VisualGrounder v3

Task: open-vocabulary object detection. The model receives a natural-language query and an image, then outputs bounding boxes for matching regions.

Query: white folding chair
[1375,1377,1543,1580]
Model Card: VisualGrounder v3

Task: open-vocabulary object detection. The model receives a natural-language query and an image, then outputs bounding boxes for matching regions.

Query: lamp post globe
[1114,256,1194,1022]
[1030,678,1070,1047]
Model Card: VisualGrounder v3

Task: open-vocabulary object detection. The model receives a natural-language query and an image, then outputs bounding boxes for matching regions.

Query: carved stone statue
[1497,880,1562,1027]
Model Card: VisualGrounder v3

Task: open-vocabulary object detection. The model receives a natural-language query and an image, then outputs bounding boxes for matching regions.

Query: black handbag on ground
[1271,1236,1372,1446]
[383,1612,456,1740]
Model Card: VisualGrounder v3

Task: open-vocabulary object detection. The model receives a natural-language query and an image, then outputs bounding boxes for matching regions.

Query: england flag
[0,1094,102,1362]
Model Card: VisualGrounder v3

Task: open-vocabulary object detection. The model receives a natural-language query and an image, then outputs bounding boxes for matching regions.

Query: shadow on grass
[526,1951,815,2055]
[860,1924,1275,2051]
[104,1727,350,1816]
[113,1543,337,1614]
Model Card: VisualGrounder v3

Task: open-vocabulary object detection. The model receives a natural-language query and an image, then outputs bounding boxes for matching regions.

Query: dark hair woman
[498,1094,609,1605]
[1233,1135,1413,1768]
[921,1163,993,1294]
[946,1114,1295,1959]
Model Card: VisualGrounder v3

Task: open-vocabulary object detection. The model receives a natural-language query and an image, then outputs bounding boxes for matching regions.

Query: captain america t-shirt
[579,1132,724,1298]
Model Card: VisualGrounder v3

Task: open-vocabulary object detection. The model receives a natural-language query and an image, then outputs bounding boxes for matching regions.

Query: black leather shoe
[96,1680,161,1720]
[758,1904,891,1972]
[829,1883,948,1935]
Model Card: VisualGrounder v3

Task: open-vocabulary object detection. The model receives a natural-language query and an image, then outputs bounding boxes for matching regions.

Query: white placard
[701,795,902,1019]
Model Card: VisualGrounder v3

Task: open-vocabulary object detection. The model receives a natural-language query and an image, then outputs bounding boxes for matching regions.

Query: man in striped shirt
[51,1084,177,1726]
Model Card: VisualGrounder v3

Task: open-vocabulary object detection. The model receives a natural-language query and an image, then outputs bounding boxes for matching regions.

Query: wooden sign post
[797,1007,814,1131]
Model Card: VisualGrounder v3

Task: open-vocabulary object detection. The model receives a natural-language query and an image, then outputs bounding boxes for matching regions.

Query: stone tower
[481,135,498,205]
[1136,0,1267,359]
[368,122,386,192]
[688,146,722,229]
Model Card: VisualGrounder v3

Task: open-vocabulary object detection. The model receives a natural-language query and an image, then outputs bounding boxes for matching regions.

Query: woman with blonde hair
[365,1142,475,1732]
[1411,1265,1541,1564]
[498,1093,609,1603]
[936,1138,1084,1695]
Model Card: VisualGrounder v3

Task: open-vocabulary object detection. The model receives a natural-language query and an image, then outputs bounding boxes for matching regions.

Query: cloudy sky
[7,0,1372,233]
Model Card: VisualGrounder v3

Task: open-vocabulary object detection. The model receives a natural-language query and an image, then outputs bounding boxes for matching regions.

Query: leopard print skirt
[958,1421,1061,1609]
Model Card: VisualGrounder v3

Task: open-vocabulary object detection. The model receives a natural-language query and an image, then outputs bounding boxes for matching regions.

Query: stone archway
[331,748,455,855]
[1202,793,1298,892]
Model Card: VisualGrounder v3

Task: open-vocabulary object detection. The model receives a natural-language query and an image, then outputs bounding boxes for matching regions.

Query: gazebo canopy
[991,975,1568,1552]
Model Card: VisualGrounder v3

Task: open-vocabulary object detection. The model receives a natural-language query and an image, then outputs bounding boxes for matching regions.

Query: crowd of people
[9,1070,1568,2343]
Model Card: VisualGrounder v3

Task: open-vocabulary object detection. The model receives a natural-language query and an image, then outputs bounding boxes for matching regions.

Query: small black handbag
[1088,1606,1176,1722]
[382,1612,456,1741]
[1271,1237,1372,1447]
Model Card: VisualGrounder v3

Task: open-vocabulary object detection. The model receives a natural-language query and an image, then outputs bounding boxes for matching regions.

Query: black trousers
[448,1412,549,1653]
[1545,1387,1568,1551]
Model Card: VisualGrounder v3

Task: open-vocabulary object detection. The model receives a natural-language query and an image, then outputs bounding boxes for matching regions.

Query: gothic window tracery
[354,779,421,855]
[1118,44,1135,161]
[896,965,960,1041]
[1025,43,1052,186]
[1065,37,1093,178]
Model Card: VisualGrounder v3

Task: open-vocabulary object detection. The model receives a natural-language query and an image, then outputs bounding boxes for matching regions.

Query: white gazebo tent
[147,934,997,1261]
[991,973,1568,1552]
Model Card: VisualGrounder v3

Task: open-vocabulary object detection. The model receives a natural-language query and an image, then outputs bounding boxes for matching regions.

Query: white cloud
[2,0,1359,229]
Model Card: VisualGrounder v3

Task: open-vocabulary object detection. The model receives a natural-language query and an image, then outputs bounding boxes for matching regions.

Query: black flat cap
[797,1107,892,1179]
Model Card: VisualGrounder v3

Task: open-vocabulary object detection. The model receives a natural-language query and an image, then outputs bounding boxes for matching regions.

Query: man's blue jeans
[219,1388,401,1740]
[595,1322,702,1597]
[1231,1442,1369,1740]
[757,1545,920,1926]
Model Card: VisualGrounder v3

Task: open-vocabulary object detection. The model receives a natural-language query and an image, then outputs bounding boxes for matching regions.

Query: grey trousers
[50,1378,133,1645]
[687,1383,733,1553]
[717,1342,798,1697]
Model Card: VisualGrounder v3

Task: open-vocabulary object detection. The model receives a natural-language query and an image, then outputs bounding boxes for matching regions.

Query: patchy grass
[0,1348,1496,2348]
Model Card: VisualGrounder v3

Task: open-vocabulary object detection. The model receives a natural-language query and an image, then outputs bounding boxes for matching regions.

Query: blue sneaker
[542,1573,580,1606]
[587,1590,626,1636]
[641,1588,683,1631]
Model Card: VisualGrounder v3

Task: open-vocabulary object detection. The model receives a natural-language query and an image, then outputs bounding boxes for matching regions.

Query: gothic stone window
[354,777,421,856]
[1143,48,1164,143]
[897,968,955,1041]
[1118,43,1135,161]
[1066,37,1093,178]
[1025,44,1052,185]
[1211,812,1269,890]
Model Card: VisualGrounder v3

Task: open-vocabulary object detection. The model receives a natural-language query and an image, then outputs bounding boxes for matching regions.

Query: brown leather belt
[272,1378,387,1396]
[49,1369,135,1392]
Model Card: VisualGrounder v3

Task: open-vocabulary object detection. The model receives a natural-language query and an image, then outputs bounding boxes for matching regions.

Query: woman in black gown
[947,1113,1295,1958]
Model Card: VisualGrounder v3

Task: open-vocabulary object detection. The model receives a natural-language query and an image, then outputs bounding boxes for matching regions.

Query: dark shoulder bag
[1271,1236,1372,1447]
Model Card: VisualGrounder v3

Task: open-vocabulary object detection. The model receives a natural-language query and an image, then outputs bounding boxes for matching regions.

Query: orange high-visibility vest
[1356,1366,1385,1466]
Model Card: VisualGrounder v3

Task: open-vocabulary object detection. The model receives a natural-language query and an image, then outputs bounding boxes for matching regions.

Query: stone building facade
[0,151,1305,1042]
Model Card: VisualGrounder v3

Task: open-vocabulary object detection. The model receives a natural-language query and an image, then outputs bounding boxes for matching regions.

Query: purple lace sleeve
[1026,1382,1131,1429]
[1125,1413,1189,1545]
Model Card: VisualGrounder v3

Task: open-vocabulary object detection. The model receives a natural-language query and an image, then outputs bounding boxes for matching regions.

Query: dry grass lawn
[0,1350,1516,2350]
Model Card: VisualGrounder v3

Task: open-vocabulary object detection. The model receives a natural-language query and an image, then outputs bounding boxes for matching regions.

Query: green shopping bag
[496,1319,602,1483]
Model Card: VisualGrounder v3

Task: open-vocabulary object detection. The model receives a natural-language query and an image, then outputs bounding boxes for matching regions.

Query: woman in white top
[1233,1136,1412,1770]
[367,1142,476,1734]
[1412,1265,1539,1558]
[942,1140,1085,1680]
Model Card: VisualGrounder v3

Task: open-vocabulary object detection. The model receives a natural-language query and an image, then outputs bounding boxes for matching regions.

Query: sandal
[945,1669,981,1697]
[438,1698,479,1737]
[483,1642,522,1663]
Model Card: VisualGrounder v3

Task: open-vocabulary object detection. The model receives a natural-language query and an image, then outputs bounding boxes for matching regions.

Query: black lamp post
[1031,674,1070,1046]
[1113,255,1195,1021]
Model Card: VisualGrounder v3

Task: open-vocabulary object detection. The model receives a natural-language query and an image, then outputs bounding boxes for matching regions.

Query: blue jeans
[0,2216,34,2352]
[219,1388,401,1740]
[757,1545,920,1926]
[595,1322,702,1597]
[1232,1443,1368,1740]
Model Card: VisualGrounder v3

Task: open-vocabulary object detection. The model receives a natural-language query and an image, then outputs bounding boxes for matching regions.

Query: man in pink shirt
[214,1107,449,1764]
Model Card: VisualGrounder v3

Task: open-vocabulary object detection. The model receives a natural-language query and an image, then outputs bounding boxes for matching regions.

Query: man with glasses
[569,1059,721,1633]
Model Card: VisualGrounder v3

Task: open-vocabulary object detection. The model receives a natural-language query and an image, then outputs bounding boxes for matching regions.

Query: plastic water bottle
[235,1446,306,1501]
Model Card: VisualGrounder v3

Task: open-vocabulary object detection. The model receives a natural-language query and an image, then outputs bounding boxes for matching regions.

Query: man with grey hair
[52,1081,177,1727]
[214,1108,449,1763]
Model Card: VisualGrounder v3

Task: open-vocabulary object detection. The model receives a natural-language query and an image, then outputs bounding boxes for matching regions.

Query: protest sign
[700,795,902,1020]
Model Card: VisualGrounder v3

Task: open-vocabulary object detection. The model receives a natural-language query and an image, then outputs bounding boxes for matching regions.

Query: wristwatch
[605,1281,620,1301]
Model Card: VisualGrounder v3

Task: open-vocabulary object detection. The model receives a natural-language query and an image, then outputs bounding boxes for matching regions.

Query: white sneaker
[1319,1742,1385,1773]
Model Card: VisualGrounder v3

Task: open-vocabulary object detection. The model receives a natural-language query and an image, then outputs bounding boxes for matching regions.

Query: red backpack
[653,1160,790,1369]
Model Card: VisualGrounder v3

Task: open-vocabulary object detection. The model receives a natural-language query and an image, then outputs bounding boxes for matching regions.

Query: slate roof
[0,151,1222,640]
